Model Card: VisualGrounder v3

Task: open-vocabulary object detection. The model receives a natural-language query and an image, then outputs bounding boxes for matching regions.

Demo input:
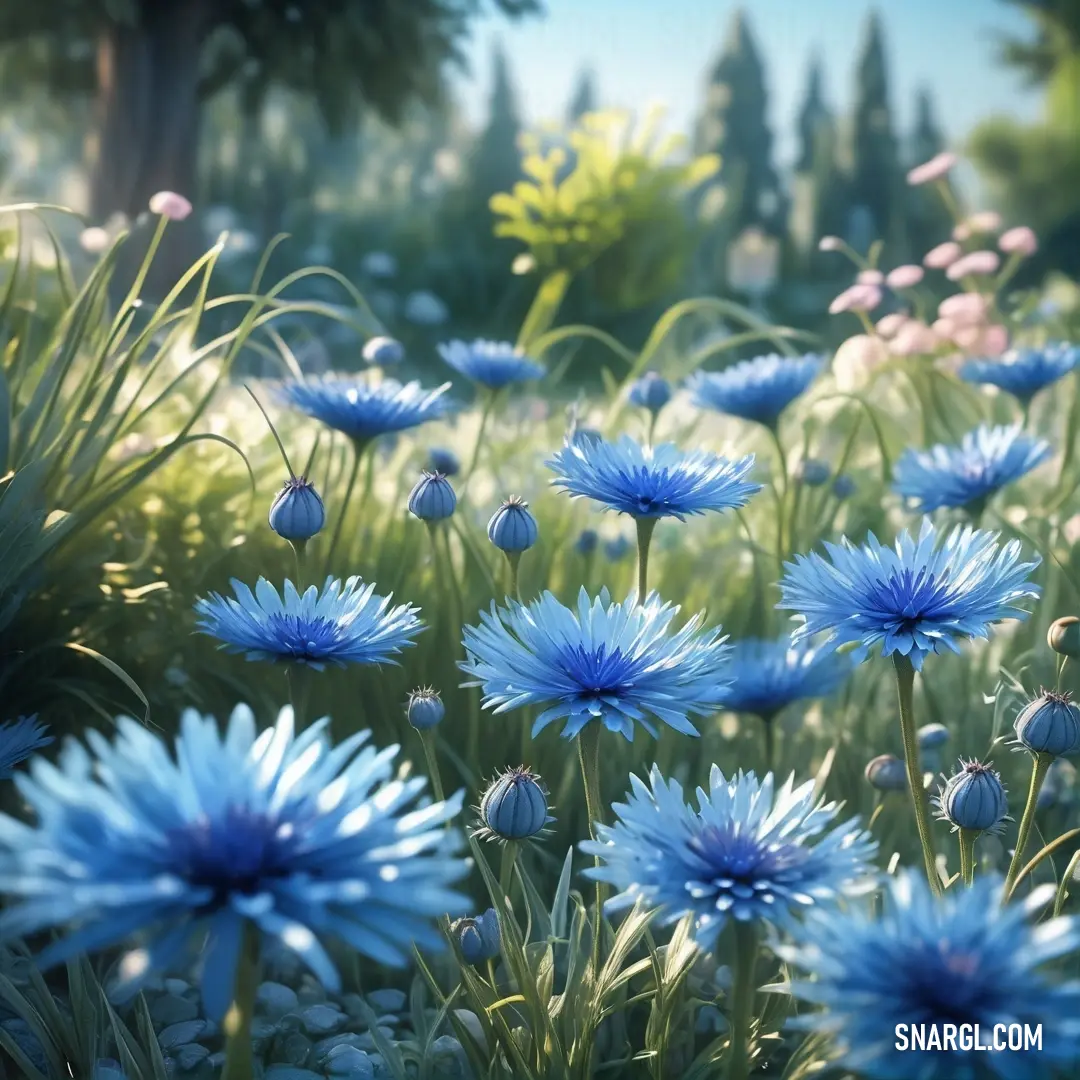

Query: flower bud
[268,477,326,541]
[575,528,598,556]
[406,688,445,731]
[450,908,500,965]
[487,497,538,553]
[938,760,1008,833]
[832,474,856,500]
[428,446,460,477]
[604,535,633,562]
[917,723,950,752]
[408,472,457,522]
[796,459,830,487]
[628,373,671,414]
[1048,616,1080,658]
[148,190,193,221]
[1014,691,1080,757]
[865,754,907,792]
[362,335,405,366]
[478,766,549,841]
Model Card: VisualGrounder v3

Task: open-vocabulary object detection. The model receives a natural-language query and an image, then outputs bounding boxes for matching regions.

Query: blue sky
[453,0,1041,169]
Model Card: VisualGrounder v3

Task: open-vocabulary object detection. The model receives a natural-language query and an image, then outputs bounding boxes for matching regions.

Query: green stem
[499,840,519,905]
[578,724,605,974]
[323,439,367,574]
[464,390,498,484]
[419,730,446,803]
[646,411,659,446]
[1005,751,1053,897]
[505,550,523,601]
[761,717,775,774]
[221,923,260,1080]
[516,268,573,352]
[959,827,978,887]
[893,654,941,896]
[289,538,307,590]
[286,664,312,731]
[635,517,658,599]
[725,922,759,1080]
[1053,849,1080,916]
[766,424,788,568]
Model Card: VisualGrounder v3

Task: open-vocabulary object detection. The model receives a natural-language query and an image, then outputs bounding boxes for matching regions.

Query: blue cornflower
[892,424,1051,513]
[427,447,460,477]
[0,706,469,1020]
[437,339,545,390]
[603,535,633,561]
[275,376,452,443]
[935,759,1009,833]
[460,586,731,740]
[628,372,671,414]
[960,343,1080,403]
[582,766,876,948]
[688,353,825,427]
[716,637,854,720]
[778,518,1041,671]
[574,528,599,556]
[195,576,423,670]
[0,716,52,779]
[546,435,760,521]
[779,874,1080,1080]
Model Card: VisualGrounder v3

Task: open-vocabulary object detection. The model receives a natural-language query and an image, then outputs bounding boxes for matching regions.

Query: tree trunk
[90,1,214,290]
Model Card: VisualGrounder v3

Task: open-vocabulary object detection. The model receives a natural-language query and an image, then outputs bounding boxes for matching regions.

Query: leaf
[550,847,575,940]
[65,643,151,726]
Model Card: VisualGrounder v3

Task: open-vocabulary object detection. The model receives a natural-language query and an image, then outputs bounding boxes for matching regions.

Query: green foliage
[490,110,720,312]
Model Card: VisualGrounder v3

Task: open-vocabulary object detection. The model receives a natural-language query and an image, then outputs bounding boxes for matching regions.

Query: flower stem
[324,439,367,574]
[578,723,605,974]
[635,517,657,599]
[289,538,307,589]
[286,664,312,731]
[761,717,775,774]
[505,551,523,601]
[766,424,788,568]
[499,840,519,905]
[419,730,446,803]
[725,921,759,1080]
[959,827,978,886]
[646,411,658,446]
[893,654,941,897]
[464,390,498,485]
[221,923,260,1080]
[1005,751,1053,898]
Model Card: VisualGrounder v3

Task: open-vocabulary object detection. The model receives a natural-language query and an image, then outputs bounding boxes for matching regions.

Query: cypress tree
[694,8,784,236]
[849,11,901,244]
[470,43,523,204]
[567,68,598,123]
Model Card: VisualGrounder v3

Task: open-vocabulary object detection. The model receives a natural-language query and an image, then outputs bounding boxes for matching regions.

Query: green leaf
[65,643,152,726]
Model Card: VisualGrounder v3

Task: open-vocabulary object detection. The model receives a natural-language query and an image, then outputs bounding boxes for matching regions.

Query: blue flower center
[891,942,1000,1025]
[687,825,813,911]
[865,569,956,627]
[169,807,303,902]
[564,643,635,695]
[265,614,345,661]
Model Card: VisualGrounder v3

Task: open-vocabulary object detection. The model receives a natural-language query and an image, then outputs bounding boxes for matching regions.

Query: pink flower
[857,269,884,285]
[946,251,1000,280]
[833,334,889,391]
[885,264,924,289]
[999,226,1038,256]
[818,235,843,252]
[938,293,989,325]
[952,223,972,242]
[953,323,1009,356]
[148,191,193,221]
[906,151,957,186]
[932,317,958,341]
[829,283,883,315]
[980,324,1010,356]
[890,321,940,356]
[923,241,962,269]
[876,313,908,339]
[79,227,111,254]
[966,211,1001,234]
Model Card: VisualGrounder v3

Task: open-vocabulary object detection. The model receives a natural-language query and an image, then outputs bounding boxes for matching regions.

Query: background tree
[969,0,1080,279]
[693,8,784,240]
[905,87,954,259]
[847,11,903,251]
[0,0,541,224]
[567,68,598,123]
